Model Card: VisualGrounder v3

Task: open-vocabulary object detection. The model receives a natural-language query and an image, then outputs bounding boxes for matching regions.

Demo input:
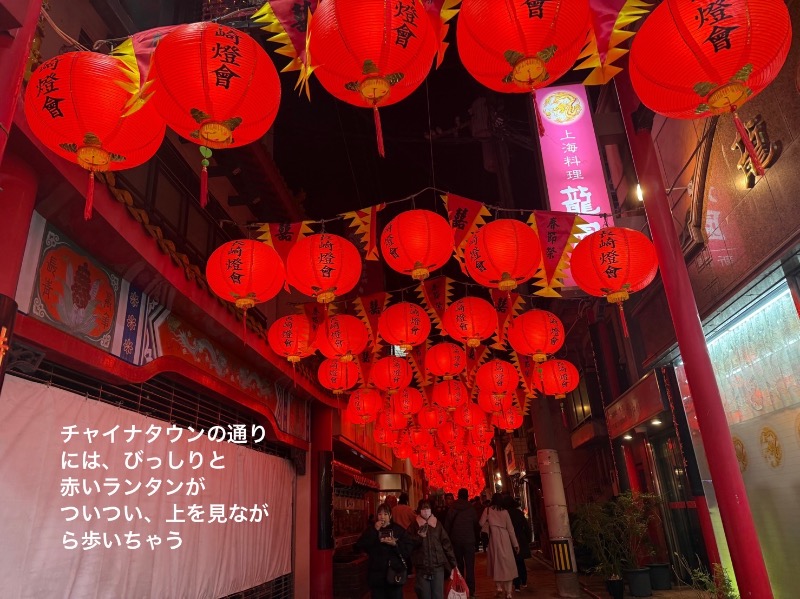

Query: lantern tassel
[373,105,385,158]
[617,302,630,338]
[732,111,765,177]
[84,172,95,220]
[531,90,545,138]
[199,164,209,208]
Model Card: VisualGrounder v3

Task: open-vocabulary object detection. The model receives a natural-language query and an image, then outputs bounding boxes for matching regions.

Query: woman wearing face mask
[355,503,413,599]
[408,499,458,599]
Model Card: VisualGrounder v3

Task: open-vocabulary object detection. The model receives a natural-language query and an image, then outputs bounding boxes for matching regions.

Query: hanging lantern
[477,389,513,415]
[408,425,434,450]
[425,343,466,380]
[630,0,791,176]
[378,302,432,351]
[380,209,454,280]
[457,0,590,135]
[442,297,497,348]
[530,359,580,399]
[417,405,448,431]
[24,52,165,219]
[394,441,414,459]
[570,227,658,336]
[308,0,438,156]
[437,420,465,447]
[267,314,316,363]
[318,358,359,395]
[464,219,541,291]
[410,450,424,469]
[392,387,424,418]
[432,379,469,412]
[470,419,495,444]
[467,441,493,462]
[475,359,518,395]
[348,388,382,422]
[286,233,363,303]
[492,407,524,432]
[378,408,410,431]
[453,401,484,430]
[206,240,285,310]
[373,425,398,445]
[506,309,565,362]
[315,314,369,362]
[370,356,413,394]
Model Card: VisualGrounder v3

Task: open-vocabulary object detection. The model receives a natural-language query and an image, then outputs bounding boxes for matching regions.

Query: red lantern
[348,388,382,422]
[370,357,413,394]
[315,314,369,362]
[506,309,564,362]
[308,0,438,156]
[442,297,497,348]
[475,359,518,395]
[378,302,432,351]
[570,227,658,336]
[432,379,469,412]
[378,408,410,431]
[267,314,316,363]
[206,240,285,310]
[410,450,424,469]
[437,420,465,447]
[373,425,398,445]
[457,0,590,134]
[380,209,454,280]
[467,441,493,462]
[318,358,359,395]
[464,220,541,291]
[408,426,434,450]
[425,343,466,380]
[530,359,580,399]
[286,234,363,303]
[417,405,448,431]
[492,408,523,432]
[453,401,484,430]
[477,389,513,415]
[24,52,165,219]
[630,0,791,175]
[150,23,281,207]
[394,442,414,459]
[470,419,494,444]
[391,387,424,418]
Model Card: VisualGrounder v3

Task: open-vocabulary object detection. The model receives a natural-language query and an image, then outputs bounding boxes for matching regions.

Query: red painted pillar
[622,443,642,493]
[310,403,334,599]
[615,70,773,597]
[0,154,38,297]
[0,0,43,165]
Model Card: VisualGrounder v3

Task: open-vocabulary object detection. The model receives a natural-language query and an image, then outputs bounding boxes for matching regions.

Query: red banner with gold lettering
[490,289,523,350]
[529,211,584,297]
[340,204,386,261]
[443,193,490,271]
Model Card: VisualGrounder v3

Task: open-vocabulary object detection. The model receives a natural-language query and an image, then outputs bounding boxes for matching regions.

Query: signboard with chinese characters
[605,370,667,439]
[537,84,614,284]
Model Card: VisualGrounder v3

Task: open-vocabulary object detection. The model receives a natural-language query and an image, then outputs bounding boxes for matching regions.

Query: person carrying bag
[356,503,413,599]
[447,568,469,599]
[408,499,458,599]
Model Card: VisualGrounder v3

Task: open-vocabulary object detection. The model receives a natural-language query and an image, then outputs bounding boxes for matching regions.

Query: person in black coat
[355,503,413,599]
[445,488,479,599]
[503,496,532,591]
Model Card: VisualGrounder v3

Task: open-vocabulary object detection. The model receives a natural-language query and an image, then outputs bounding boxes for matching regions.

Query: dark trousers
[513,554,528,589]
[370,583,405,599]
[453,542,476,597]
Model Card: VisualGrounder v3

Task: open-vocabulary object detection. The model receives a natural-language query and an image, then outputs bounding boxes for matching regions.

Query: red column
[622,443,642,493]
[0,0,43,165]
[615,71,772,597]
[310,403,334,599]
[0,154,38,297]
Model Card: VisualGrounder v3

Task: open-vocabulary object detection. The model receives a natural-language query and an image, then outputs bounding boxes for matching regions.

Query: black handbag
[386,552,408,586]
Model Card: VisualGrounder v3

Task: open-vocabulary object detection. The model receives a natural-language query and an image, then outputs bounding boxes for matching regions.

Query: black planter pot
[605,578,624,599]
[647,563,672,590]
[625,568,653,597]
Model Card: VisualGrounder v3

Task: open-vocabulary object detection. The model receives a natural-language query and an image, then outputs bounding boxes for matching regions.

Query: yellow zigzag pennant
[339,203,386,261]
[433,0,462,68]
[110,38,154,116]
[415,276,454,333]
[352,292,391,354]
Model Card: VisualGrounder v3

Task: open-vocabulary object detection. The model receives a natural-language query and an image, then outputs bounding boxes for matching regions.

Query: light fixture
[636,183,644,202]
[651,419,662,426]
[623,434,633,440]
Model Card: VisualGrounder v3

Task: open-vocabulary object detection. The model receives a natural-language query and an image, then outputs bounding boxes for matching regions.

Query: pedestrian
[393,492,417,530]
[355,503,413,599]
[445,488,479,599]
[504,496,532,592]
[479,493,519,599]
[408,499,458,599]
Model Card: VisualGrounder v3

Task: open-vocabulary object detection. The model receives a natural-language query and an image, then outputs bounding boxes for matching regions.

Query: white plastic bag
[447,569,469,599]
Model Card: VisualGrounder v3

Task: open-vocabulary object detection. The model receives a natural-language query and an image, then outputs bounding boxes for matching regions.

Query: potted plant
[573,502,625,599]
[611,492,661,597]
[674,554,740,599]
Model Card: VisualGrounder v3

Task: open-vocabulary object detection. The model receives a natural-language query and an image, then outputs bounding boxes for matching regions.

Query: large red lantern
[380,209,454,280]
[150,23,281,206]
[470,419,494,444]
[570,227,658,336]
[507,309,564,362]
[286,234,363,303]
[315,314,369,362]
[475,359,519,395]
[442,297,497,348]
[417,405,448,431]
[378,408,410,431]
[392,387,424,418]
[630,0,791,175]
[348,388,382,423]
[425,343,466,380]
[267,314,316,363]
[308,0,438,156]
[432,379,469,412]
[453,401,484,430]
[370,357,413,394]
[457,0,590,133]
[464,220,541,291]
[530,359,580,399]
[318,358,359,395]
[373,425,398,445]
[437,420,465,447]
[378,302,431,351]
[492,408,524,432]
[477,389,513,415]
[24,52,165,219]
[206,240,285,310]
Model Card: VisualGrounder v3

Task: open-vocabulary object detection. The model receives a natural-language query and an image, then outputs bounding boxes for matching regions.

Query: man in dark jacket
[445,488,479,599]
[504,496,532,591]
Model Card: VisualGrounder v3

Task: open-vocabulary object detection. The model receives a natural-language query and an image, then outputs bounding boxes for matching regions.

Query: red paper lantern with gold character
[630,0,791,175]
[24,52,165,219]
[318,358,359,395]
[348,388,382,423]
[206,240,285,310]
[530,359,579,399]
[378,408,410,431]
[442,297,496,348]
[392,387,424,418]
[425,342,466,380]
[464,220,541,291]
[432,379,469,412]
[417,405,447,431]
[381,209,454,280]
[286,234,363,303]
[150,23,281,207]
[453,401,484,430]
[507,309,564,362]
[315,314,369,362]
[457,0,590,134]
[477,389,513,415]
[470,419,494,444]
[267,314,316,363]
[373,425,398,445]
[475,359,518,395]
[378,302,432,351]
[308,0,438,156]
[370,357,413,394]
[437,420,465,447]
